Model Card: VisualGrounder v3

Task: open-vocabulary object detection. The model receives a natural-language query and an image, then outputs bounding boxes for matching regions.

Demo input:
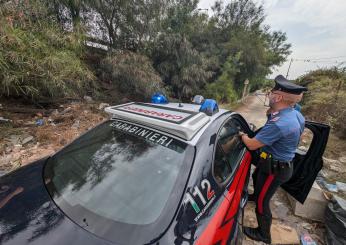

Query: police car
[0,94,329,245]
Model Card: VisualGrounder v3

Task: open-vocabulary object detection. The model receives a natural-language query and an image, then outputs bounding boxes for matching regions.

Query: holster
[259,157,272,174]
[259,156,292,177]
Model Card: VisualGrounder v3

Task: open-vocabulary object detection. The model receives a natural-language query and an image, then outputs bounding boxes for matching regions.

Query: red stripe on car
[195,151,251,245]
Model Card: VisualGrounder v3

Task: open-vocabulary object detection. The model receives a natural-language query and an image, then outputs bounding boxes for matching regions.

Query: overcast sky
[198,0,346,79]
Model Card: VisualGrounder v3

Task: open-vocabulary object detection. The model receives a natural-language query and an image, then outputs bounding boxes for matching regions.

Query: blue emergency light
[199,99,219,116]
[151,93,168,104]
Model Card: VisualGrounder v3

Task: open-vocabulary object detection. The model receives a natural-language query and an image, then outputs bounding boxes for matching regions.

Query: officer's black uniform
[243,75,307,244]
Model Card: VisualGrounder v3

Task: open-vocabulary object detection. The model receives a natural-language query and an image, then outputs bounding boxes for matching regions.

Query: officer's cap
[273,75,308,95]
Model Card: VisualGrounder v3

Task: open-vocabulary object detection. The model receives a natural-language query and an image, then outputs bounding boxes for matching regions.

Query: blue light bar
[199,99,219,116]
[151,93,168,104]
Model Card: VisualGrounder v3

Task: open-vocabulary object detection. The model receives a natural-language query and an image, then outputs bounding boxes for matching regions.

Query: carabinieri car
[0,94,329,245]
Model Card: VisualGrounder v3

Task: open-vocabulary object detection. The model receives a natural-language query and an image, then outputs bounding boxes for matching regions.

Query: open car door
[281,121,330,204]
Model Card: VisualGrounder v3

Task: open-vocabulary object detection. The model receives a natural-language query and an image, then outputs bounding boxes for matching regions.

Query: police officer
[239,75,307,244]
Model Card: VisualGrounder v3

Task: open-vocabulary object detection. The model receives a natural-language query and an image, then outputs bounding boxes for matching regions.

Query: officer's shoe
[243,213,272,244]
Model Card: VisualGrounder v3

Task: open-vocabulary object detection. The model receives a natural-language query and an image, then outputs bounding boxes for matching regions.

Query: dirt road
[235,94,268,128]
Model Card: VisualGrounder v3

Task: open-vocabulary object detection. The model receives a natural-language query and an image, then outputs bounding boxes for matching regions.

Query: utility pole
[242,79,250,103]
[286,58,293,79]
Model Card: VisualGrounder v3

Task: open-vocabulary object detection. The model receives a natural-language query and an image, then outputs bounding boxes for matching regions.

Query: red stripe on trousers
[257,174,275,214]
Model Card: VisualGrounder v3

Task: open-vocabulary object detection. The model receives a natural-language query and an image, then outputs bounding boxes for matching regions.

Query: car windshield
[44,119,193,243]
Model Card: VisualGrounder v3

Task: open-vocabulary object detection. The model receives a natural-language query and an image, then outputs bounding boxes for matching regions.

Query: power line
[286,57,346,79]
[291,59,346,64]
[294,55,346,61]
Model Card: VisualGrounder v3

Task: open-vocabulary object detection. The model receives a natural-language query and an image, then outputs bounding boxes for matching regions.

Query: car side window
[213,118,245,184]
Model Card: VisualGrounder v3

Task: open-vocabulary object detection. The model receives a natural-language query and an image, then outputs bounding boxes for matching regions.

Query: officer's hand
[238,131,246,140]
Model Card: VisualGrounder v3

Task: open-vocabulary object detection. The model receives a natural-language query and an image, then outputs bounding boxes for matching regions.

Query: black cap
[273,75,308,95]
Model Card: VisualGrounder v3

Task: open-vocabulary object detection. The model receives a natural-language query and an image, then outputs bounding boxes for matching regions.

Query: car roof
[105,102,231,144]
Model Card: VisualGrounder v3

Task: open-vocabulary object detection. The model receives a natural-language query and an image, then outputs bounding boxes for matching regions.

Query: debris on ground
[325,196,346,245]
[0,100,108,174]
[300,233,317,245]
[98,103,110,110]
[35,119,44,126]
[0,116,11,123]
[336,182,346,193]
[83,95,93,102]
[271,223,299,244]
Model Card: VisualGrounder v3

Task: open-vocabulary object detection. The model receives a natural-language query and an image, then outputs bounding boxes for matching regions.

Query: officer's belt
[259,151,292,167]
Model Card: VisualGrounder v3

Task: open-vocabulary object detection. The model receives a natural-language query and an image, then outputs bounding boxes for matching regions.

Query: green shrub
[0,1,95,100]
[100,51,164,100]
[298,68,346,139]
[204,75,238,103]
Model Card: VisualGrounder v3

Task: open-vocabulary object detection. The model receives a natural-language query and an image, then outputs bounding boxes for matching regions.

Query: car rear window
[44,119,194,244]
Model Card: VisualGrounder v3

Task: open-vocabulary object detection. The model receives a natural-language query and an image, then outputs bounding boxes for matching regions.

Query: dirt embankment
[0,100,109,175]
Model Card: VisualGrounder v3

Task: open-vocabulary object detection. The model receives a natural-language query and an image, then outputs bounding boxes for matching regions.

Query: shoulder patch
[270,116,280,122]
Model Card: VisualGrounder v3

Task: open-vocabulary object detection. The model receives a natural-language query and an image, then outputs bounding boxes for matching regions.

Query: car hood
[0,159,116,245]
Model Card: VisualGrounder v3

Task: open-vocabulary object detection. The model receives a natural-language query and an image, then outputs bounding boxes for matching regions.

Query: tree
[204,53,241,103]
[100,51,164,100]
[151,33,212,99]
[205,0,291,92]
[84,0,167,50]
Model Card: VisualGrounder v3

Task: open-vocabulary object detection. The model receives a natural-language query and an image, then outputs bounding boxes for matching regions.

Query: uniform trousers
[252,159,293,217]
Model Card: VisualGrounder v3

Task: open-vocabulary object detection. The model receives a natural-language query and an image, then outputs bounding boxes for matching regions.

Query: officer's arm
[240,134,265,151]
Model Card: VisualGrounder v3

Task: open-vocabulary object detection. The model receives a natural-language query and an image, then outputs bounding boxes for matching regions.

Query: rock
[323,157,340,165]
[330,164,346,173]
[323,157,346,173]
[83,96,93,102]
[298,145,308,152]
[60,107,72,115]
[274,201,283,206]
[47,118,56,126]
[21,136,34,145]
[339,156,346,164]
[0,155,12,166]
[301,222,313,230]
[51,109,59,116]
[5,147,12,154]
[71,120,80,129]
[287,182,328,222]
[98,103,110,110]
[336,181,346,193]
[8,135,21,145]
